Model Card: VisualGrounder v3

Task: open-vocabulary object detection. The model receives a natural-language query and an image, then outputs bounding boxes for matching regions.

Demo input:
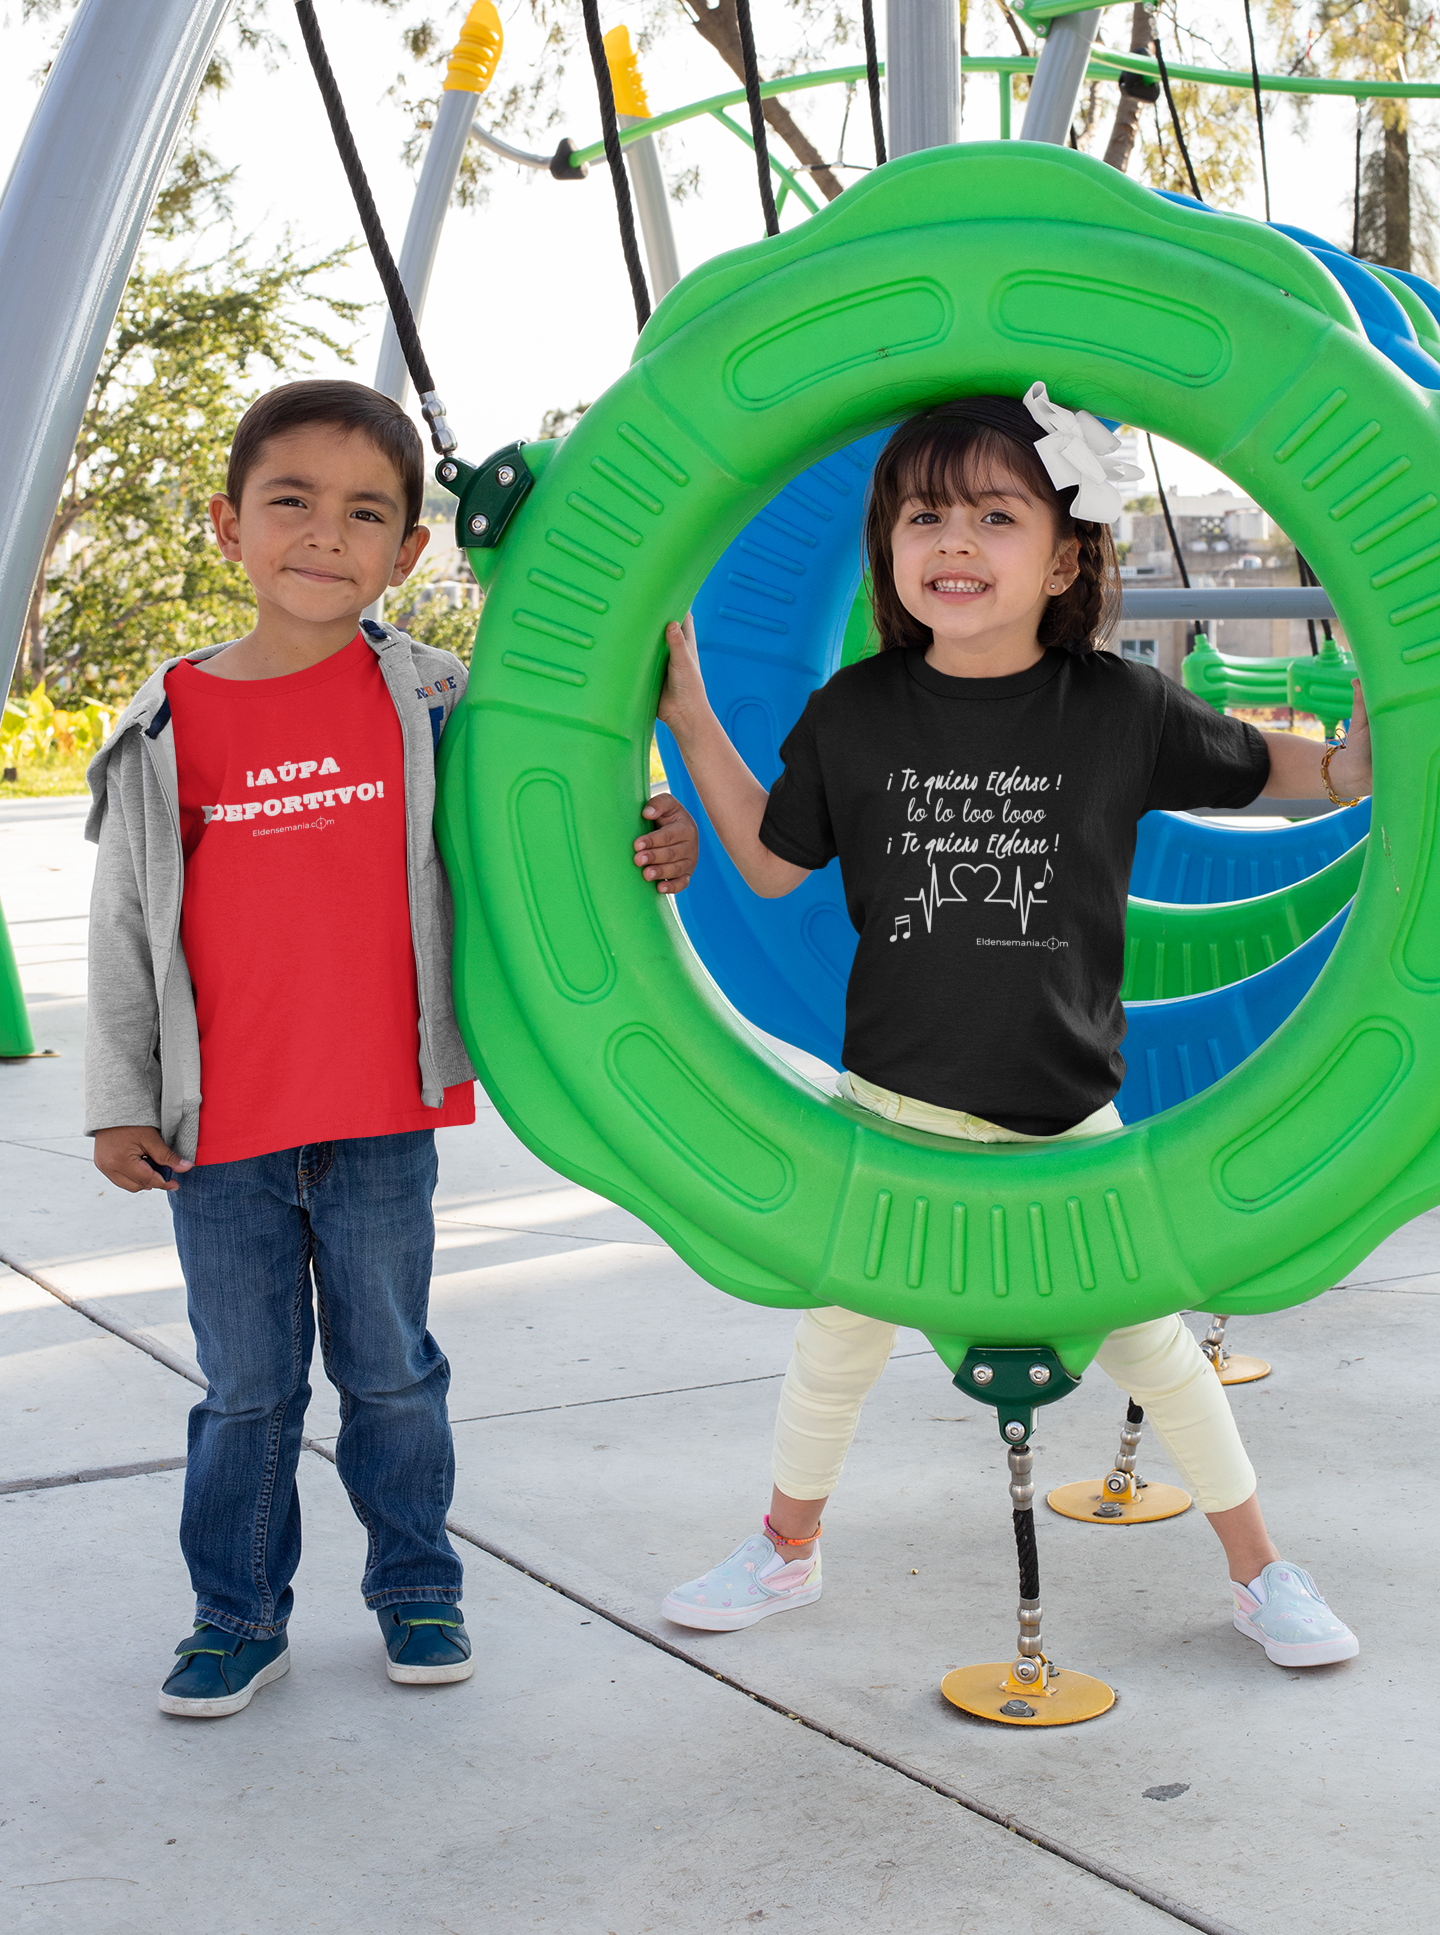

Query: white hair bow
[1021,381,1145,525]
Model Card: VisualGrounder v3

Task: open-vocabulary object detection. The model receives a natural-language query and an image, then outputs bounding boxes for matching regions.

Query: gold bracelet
[1320,738,1362,809]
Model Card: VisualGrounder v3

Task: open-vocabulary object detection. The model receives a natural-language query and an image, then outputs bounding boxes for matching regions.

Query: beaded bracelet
[764,1513,821,1546]
[1320,735,1362,809]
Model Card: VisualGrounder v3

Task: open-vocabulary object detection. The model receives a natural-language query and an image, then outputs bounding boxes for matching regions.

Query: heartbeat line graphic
[991,860,1053,935]
[904,861,1053,936]
[904,866,968,933]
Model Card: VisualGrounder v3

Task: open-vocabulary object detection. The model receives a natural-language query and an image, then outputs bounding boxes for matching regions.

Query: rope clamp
[419,390,459,457]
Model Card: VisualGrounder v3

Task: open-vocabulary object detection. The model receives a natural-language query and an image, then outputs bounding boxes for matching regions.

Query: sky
[0,1,1396,503]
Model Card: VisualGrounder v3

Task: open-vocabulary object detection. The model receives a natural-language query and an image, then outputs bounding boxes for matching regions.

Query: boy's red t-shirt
[165,633,474,1164]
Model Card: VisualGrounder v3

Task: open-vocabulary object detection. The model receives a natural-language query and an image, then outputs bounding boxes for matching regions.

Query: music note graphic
[890,914,911,942]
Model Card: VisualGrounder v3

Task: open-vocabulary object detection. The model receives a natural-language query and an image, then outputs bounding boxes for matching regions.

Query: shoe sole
[661,1582,822,1632]
[158,1647,290,1717]
[387,1655,476,1684]
[1233,1612,1359,1666]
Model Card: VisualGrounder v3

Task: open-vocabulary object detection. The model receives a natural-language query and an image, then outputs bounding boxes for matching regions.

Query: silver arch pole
[618,114,681,304]
[0,0,234,707]
[885,0,959,155]
[0,0,232,1060]
[1021,10,1103,144]
[373,87,480,406]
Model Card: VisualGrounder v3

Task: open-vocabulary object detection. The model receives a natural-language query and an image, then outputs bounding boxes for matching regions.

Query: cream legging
[771,1076,1257,1516]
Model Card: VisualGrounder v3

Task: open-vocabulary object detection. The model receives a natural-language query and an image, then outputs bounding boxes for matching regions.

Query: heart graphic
[949,863,1002,902]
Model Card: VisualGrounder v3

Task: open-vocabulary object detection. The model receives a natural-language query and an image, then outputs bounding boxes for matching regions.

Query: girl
[650,387,1368,1670]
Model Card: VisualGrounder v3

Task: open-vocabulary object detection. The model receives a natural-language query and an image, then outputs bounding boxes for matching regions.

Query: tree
[26,243,360,702]
[1280,1,1440,272]
[1092,2,1258,206]
[1103,4,1157,173]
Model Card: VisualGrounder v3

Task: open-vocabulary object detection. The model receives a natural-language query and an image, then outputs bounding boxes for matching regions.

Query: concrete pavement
[4,794,1437,1934]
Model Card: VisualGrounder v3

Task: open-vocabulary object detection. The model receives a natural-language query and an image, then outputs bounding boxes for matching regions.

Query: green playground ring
[1120,834,1367,1001]
[436,143,1440,1378]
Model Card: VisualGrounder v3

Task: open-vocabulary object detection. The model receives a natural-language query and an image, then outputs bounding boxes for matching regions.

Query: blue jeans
[169,1131,461,1638]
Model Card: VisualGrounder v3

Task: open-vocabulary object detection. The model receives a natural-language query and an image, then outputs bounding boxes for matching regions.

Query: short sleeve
[1143,680,1270,813]
[759,693,835,870]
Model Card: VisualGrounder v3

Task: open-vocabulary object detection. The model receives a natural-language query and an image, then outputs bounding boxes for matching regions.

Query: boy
[84,380,698,1717]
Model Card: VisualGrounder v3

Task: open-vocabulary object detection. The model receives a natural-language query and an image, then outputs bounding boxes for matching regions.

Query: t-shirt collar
[903,644,1069,701]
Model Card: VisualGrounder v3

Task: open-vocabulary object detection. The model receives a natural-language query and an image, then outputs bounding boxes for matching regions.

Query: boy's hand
[93,1126,193,1194]
[634,792,699,895]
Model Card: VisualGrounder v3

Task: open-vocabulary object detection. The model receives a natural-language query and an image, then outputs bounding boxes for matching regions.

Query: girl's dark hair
[226,379,425,535]
[863,396,1121,655]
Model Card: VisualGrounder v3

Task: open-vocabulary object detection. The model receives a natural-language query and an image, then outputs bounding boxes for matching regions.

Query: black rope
[579,0,652,330]
[861,0,887,167]
[1153,32,1202,202]
[1296,552,1333,651]
[293,1,455,453]
[1353,104,1364,255]
[1013,1500,1040,1603]
[1146,432,1191,589]
[1241,0,1271,221]
[734,0,781,237]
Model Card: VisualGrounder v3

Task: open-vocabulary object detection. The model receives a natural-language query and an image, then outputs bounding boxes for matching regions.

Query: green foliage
[1270,1,1440,272]
[0,685,112,797]
[26,244,361,705]
[393,598,484,667]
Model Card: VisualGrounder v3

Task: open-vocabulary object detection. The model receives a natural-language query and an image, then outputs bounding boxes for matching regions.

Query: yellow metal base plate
[941,1664,1115,1726]
[1217,1353,1271,1385]
[1046,1479,1193,1524]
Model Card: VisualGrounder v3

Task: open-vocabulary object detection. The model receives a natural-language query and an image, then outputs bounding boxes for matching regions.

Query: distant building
[1114,489,1335,683]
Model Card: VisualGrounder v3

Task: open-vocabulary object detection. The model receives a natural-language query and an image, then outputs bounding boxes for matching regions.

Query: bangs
[889,422,1054,513]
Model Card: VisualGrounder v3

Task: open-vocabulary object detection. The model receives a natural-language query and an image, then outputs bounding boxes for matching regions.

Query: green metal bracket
[437,442,535,553]
[954,1345,1082,1445]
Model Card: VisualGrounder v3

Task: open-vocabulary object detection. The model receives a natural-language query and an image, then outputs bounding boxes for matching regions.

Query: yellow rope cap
[444,0,503,94]
[603,24,651,119]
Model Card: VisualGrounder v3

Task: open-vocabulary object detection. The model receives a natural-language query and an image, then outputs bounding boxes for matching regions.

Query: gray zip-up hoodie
[83,620,476,1161]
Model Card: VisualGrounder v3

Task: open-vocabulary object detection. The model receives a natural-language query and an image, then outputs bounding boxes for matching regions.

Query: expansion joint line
[5,1247,1246,1935]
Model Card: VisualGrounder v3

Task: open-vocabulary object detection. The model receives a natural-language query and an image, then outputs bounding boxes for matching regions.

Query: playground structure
[3,0,1439,1730]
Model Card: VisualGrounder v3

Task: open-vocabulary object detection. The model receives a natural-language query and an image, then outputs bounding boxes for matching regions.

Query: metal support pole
[618,115,681,303]
[1201,1313,1230,1370]
[885,0,960,156]
[0,0,233,707]
[373,88,480,406]
[1021,10,1102,145]
[1009,1443,1045,1678]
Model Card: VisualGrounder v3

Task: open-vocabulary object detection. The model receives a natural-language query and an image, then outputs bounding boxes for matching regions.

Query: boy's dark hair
[226,379,425,535]
[864,396,1121,655]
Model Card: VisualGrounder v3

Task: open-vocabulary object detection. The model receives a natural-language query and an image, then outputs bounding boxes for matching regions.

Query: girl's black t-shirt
[758,646,1269,1134]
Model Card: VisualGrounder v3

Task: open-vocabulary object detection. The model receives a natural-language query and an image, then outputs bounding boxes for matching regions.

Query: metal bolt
[438,462,458,483]
[971,1364,994,1386]
[999,1699,1035,1718]
[1003,1421,1027,1442]
[1028,1365,1051,1386]
[496,464,516,487]
[468,513,490,536]
[1105,1472,1128,1494]
[1012,1658,1039,1683]
[1093,1504,1124,1519]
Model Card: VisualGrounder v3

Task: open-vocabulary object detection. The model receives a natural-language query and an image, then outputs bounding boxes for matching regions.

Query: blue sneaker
[378,1603,474,1684]
[662,1533,822,1631]
[158,1625,290,1718]
[1232,1562,1359,1667]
